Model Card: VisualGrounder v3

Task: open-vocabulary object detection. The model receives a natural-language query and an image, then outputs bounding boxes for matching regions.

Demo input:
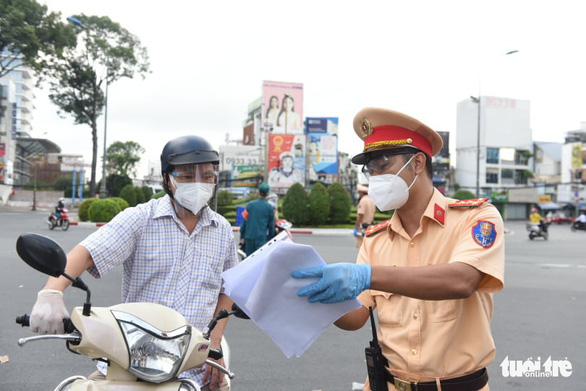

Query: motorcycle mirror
[16,234,67,278]
[231,303,250,320]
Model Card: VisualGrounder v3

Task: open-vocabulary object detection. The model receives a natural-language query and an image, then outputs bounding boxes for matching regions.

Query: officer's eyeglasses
[361,153,398,179]
[171,164,218,183]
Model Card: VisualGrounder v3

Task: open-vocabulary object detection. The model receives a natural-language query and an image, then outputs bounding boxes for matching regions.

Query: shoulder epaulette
[448,198,490,208]
[365,220,391,237]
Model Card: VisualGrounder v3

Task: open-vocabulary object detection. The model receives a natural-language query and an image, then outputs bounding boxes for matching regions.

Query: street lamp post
[100,74,109,198]
[470,96,481,197]
[470,50,519,198]
[32,159,37,211]
[67,16,109,198]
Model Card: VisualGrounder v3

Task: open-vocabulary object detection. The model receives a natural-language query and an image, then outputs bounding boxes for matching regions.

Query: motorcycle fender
[70,307,130,369]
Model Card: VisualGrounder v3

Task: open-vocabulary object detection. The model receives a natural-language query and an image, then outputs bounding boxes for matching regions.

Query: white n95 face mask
[170,176,215,215]
[368,156,418,211]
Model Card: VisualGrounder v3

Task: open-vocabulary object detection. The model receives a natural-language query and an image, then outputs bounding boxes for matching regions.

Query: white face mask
[170,176,215,215]
[368,156,418,211]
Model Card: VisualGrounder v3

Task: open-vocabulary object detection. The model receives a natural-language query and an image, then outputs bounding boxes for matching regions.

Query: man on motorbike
[575,211,586,229]
[29,135,238,390]
[55,197,65,222]
[530,207,548,234]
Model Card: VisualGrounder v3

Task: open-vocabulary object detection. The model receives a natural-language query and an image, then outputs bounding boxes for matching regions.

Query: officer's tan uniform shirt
[357,194,376,225]
[357,189,504,389]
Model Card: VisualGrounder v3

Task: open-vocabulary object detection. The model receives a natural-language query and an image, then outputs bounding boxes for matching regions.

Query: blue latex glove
[291,263,372,304]
[353,228,363,237]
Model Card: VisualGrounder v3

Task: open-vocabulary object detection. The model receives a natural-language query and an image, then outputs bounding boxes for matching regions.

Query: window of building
[486,148,499,164]
[501,168,514,185]
[514,169,528,185]
[486,168,499,184]
[515,150,530,165]
[500,148,515,164]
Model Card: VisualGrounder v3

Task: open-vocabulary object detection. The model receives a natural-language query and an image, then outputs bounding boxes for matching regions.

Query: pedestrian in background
[240,182,275,256]
[354,184,376,249]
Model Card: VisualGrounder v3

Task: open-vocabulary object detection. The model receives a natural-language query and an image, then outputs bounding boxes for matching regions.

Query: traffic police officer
[240,182,276,256]
[293,108,504,390]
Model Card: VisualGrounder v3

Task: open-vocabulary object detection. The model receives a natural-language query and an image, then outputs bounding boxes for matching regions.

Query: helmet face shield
[170,163,219,184]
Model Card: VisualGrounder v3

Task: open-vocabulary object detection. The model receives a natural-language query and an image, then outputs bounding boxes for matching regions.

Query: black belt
[385,368,488,391]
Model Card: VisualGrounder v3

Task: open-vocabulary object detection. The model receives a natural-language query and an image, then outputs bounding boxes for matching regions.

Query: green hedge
[308,183,330,225]
[88,199,121,223]
[109,197,130,212]
[78,198,98,222]
[328,182,352,224]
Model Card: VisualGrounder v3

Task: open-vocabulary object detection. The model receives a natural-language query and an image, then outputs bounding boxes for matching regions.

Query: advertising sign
[219,145,264,187]
[572,143,582,169]
[305,117,339,135]
[262,81,304,135]
[308,134,338,184]
[267,134,305,190]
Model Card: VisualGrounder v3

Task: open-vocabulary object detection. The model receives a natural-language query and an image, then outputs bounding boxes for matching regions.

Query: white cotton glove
[30,289,70,334]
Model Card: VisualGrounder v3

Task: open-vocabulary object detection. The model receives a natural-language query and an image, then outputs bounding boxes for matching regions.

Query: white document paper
[222,232,361,358]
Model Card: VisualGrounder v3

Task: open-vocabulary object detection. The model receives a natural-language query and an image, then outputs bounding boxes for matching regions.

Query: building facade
[456,96,533,197]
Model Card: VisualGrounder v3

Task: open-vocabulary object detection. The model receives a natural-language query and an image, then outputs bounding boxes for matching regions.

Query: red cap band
[364,125,432,157]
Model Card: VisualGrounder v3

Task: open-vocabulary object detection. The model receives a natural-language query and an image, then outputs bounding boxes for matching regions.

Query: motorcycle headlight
[113,311,191,383]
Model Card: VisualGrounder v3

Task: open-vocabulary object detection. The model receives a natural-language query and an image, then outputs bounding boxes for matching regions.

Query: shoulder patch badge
[365,220,391,237]
[471,220,497,248]
[449,198,490,208]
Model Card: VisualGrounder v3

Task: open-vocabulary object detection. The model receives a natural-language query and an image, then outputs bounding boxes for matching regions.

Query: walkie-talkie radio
[365,306,389,391]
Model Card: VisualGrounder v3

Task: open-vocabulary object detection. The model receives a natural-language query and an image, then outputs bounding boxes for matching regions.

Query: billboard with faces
[262,81,304,135]
[267,134,306,191]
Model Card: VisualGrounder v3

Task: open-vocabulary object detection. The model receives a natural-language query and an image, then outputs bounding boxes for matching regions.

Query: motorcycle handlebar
[15,314,76,333]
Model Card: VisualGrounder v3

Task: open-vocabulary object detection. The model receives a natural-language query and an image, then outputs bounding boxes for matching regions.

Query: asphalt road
[0,208,584,390]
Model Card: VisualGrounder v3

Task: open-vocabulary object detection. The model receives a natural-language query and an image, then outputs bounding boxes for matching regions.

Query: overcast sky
[34,0,586,179]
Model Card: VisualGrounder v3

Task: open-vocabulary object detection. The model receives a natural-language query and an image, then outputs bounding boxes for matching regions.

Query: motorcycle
[48,208,70,231]
[571,220,586,232]
[14,233,246,391]
[526,221,550,240]
[237,219,293,261]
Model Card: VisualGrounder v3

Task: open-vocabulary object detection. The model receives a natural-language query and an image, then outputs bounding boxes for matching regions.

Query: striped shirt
[81,195,238,385]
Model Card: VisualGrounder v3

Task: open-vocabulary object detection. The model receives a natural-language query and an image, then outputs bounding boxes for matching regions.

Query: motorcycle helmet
[531,208,538,213]
[160,135,219,197]
[161,135,219,175]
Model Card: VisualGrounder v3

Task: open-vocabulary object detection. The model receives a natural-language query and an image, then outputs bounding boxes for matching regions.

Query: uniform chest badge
[472,220,497,248]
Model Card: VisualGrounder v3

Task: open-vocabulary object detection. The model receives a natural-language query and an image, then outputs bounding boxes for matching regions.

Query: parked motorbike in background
[48,208,70,231]
[527,221,550,240]
[14,233,242,391]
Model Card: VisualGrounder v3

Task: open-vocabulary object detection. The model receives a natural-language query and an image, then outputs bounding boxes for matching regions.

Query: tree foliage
[106,140,144,177]
[46,14,150,196]
[328,182,352,224]
[282,183,309,225]
[308,183,330,225]
[119,183,137,207]
[0,0,75,78]
[452,189,476,200]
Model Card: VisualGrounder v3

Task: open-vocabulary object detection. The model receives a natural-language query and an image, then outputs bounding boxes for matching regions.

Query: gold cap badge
[361,119,373,137]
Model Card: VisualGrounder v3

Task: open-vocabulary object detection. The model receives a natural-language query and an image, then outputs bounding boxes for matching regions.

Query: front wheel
[61,219,70,231]
[571,224,577,232]
[48,218,56,230]
[529,233,535,240]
